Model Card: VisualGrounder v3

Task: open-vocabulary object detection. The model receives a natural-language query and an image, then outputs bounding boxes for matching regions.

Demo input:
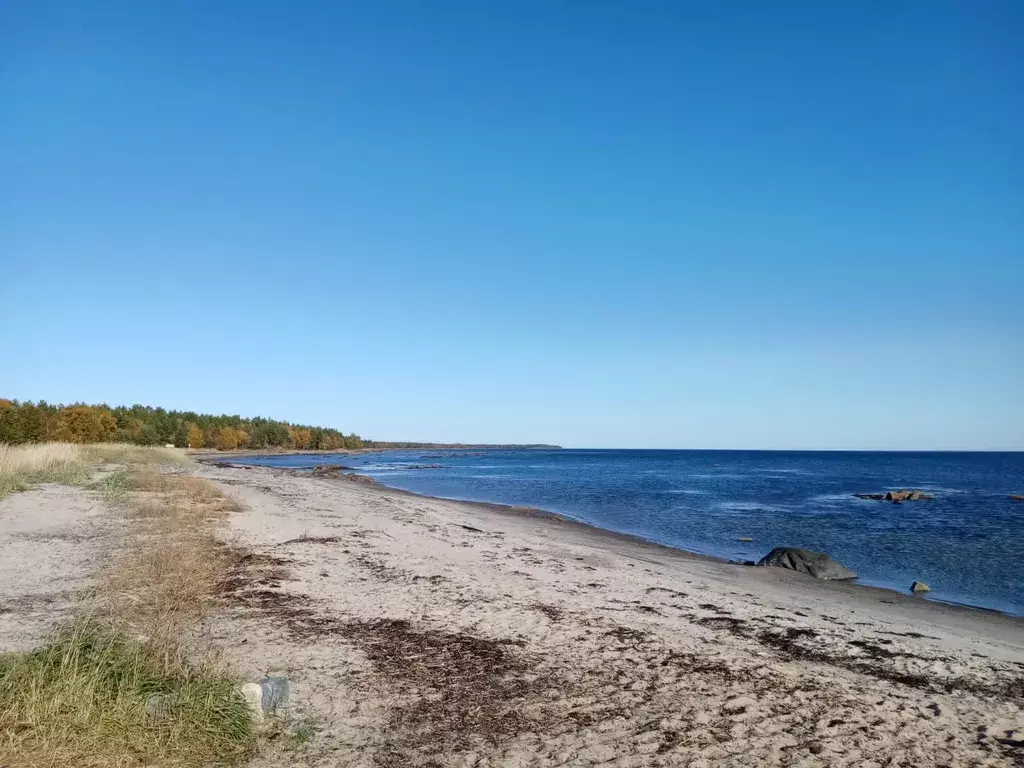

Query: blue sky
[2,1,1022,450]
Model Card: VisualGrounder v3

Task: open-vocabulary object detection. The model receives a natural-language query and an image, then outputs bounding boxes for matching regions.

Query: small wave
[716,501,783,513]
[812,493,862,503]
[661,489,707,495]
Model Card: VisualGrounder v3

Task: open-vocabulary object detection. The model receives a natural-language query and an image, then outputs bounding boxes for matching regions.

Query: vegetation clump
[0,623,255,767]
[0,452,258,766]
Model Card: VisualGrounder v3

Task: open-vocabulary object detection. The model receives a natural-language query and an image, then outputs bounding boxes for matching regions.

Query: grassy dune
[0,442,91,498]
[0,445,256,767]
[0,442,186,499]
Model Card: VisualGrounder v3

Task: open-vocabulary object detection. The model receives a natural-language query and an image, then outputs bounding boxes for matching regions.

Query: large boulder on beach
[757,547,856,580]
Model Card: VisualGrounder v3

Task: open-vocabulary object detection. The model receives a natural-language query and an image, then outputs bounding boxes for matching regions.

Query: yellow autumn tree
[187,423,204,449]
[289,427,311,450]
[215,427,239,451]
[54,405,117,443]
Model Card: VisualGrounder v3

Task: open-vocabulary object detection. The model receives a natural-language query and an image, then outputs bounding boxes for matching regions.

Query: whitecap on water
[715,501,784,514]
[812,493,863,503]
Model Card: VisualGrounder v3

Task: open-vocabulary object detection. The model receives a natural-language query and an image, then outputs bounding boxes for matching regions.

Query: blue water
[235,449,1024,616]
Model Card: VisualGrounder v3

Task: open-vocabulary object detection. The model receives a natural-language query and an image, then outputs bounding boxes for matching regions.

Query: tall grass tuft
[0,442,189,500]
[0,443,90,499]
[0,621,255,767]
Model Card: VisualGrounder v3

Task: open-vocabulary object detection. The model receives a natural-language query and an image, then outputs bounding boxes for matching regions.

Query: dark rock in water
[1010,495,1024,501]
[910,580,931,593]
[311,464,354,475]
[757,547,857,580]
[855,490,932,502]
[259,676,290,713]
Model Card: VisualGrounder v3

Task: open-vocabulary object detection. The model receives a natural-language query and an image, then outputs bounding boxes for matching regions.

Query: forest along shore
[201,461,1024,767]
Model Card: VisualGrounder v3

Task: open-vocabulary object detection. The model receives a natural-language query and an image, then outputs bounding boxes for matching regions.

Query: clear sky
[2,1,1022,450]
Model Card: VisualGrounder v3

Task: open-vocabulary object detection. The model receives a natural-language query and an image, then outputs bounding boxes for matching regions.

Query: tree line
[0,399,367,451]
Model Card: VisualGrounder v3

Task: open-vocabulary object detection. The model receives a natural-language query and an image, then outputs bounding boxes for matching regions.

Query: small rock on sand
[910,580,931,594]
[259,676,291,713]
[240,683,263,721]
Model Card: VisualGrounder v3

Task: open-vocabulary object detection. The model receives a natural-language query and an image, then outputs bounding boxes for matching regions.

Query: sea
[233,449,1024,616]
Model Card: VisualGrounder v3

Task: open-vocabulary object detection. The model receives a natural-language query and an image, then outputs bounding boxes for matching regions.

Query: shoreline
[194,459,1024,765]
[202,458,1024,625]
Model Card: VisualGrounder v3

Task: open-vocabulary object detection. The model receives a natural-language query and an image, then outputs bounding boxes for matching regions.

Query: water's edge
[207,458,1021,620]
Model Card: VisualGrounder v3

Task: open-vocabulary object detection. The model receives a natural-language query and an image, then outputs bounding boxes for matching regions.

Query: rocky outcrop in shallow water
[855,490,933,503]
[757,547,857,580]
[311,464,355,475]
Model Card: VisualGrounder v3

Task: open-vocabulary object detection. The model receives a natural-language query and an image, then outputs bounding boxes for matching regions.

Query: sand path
[0,483,122,652]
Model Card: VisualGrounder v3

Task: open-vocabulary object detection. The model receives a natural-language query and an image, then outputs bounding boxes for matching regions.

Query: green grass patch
[0,622,256,767]
[95,470,134,505]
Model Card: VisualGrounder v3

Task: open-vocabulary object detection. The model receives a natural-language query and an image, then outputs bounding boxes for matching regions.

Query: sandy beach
[198,462,1024,767]
[3,460,1022,766]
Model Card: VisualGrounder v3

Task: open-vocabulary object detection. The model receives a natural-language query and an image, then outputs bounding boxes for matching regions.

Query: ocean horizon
[233,448,1024,617]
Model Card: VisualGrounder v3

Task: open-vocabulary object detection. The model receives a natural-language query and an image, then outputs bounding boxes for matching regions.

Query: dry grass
[0,463,256,766]
[98,472,241,668]
[0,442,91,498]
[83,443,189,466]
[0,442,188,499]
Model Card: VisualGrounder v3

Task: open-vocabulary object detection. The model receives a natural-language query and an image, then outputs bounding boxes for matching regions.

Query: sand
[0,483,123,652]
[196,462,1024,767]
[2,462,1022,765]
